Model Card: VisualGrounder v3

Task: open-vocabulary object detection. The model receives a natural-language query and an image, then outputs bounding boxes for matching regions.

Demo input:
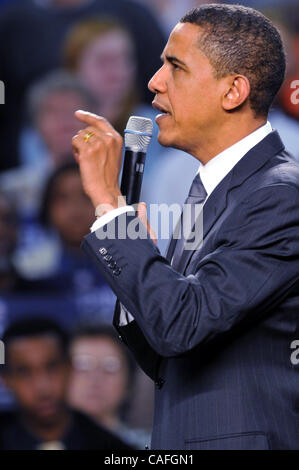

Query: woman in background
[68,323,151,449]
[63,18,169,179]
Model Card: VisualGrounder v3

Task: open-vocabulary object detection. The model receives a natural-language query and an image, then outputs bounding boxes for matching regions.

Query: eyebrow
[160,54,187,67]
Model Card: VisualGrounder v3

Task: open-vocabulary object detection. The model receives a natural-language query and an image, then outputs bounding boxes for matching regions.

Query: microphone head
[124,116,153,152]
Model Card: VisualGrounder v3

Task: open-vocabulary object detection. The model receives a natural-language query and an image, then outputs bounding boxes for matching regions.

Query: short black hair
[180,4,286,117]
[39,160,79,227]
[2,318,70,368]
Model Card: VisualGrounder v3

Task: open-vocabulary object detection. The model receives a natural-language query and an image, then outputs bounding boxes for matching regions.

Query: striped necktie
[171,173,207,270]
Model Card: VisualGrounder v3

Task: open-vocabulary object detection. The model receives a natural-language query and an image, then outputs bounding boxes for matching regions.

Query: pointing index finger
[75,110,115,133]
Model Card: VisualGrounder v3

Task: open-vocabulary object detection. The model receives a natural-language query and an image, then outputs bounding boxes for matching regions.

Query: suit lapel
[165,230,178,263]
[175,130,285,274]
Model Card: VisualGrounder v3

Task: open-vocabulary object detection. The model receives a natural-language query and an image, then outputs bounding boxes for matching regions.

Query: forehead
[92,30,133,50]
[7,336,63,365]
[71,336,123,358]
[163,22,203,59]
[43,90,86,106]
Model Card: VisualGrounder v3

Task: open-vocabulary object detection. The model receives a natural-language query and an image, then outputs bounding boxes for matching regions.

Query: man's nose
[148,66,166,94]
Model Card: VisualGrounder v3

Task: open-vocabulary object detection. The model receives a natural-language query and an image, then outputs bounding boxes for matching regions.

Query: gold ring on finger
[84,131,95,143]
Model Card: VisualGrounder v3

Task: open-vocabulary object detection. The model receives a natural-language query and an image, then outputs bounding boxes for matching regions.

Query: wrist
[93,192,127,218]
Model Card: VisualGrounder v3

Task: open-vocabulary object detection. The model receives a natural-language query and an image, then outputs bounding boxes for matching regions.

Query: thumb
[137,202,157,245]
[137,202,147,224]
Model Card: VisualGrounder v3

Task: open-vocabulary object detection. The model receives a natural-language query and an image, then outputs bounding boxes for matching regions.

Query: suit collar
[199,121,273,198]
[175,130,285,273]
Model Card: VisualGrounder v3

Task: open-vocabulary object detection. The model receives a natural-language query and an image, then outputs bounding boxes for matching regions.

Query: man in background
[0,318,132,449]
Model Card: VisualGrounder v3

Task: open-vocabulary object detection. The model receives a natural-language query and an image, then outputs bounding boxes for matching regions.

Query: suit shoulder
[262,150,299,191]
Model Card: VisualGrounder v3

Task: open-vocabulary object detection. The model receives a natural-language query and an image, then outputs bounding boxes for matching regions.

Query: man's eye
[15,368,31,378]
[172,63,181,70]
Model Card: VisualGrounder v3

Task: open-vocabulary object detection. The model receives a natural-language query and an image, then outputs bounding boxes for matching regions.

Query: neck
[96,411,121,431]
[192,115,267,165]
[22,407,71,442]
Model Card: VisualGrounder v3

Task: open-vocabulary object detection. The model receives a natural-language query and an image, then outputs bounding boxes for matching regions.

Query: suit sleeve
[82,184,299,357]
[113,301,161,381]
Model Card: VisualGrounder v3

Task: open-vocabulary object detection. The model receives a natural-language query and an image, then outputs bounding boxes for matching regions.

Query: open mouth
[152,101,171,116]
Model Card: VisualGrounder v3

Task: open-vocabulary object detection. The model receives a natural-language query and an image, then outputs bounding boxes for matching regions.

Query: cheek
[76,198,94,220]
[168,81,194,119]
[52,371,70,395]
[11,381,35,405]
[101,375,127,404]
[49,203,68,230]
[39,115,57,138]
[117,62,136,88]
[79,60,102,94]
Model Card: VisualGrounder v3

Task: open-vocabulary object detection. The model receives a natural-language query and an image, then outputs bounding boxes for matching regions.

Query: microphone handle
[120,150,146,206]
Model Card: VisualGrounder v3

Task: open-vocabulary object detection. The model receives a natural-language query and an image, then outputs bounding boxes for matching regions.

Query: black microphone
[120,116,153,206]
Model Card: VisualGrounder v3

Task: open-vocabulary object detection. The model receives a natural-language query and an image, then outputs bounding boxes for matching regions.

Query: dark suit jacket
[82,131,299,450]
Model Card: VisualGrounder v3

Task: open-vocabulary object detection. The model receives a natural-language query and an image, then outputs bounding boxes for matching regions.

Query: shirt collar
[198,121,273,198]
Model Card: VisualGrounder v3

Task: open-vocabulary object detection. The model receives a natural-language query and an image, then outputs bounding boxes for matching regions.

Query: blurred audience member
[68,323,151,449]
[64,18,167,180]
[40,161,94,252]
[21,70,97,169]
[65,19,137,133]
[65,19,139,134]
[0,71,96,221]
[0,318,132,449]
[0,0,165,171]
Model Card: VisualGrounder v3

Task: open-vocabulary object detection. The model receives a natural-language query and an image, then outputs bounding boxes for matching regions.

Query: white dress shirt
[90,121,273,324]
[198,121,272,200]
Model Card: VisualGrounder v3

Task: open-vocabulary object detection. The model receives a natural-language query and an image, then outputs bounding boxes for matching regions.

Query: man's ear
[222,75,250,111]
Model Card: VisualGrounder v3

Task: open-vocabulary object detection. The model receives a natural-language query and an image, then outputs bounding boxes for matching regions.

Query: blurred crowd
[0,0,298,450]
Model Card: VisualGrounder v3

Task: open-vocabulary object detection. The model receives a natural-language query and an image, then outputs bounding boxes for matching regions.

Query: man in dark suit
[72,5,299,449]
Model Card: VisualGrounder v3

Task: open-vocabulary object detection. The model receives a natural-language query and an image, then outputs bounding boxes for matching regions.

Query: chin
[157,131,175,148]
[158,133,188,153]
